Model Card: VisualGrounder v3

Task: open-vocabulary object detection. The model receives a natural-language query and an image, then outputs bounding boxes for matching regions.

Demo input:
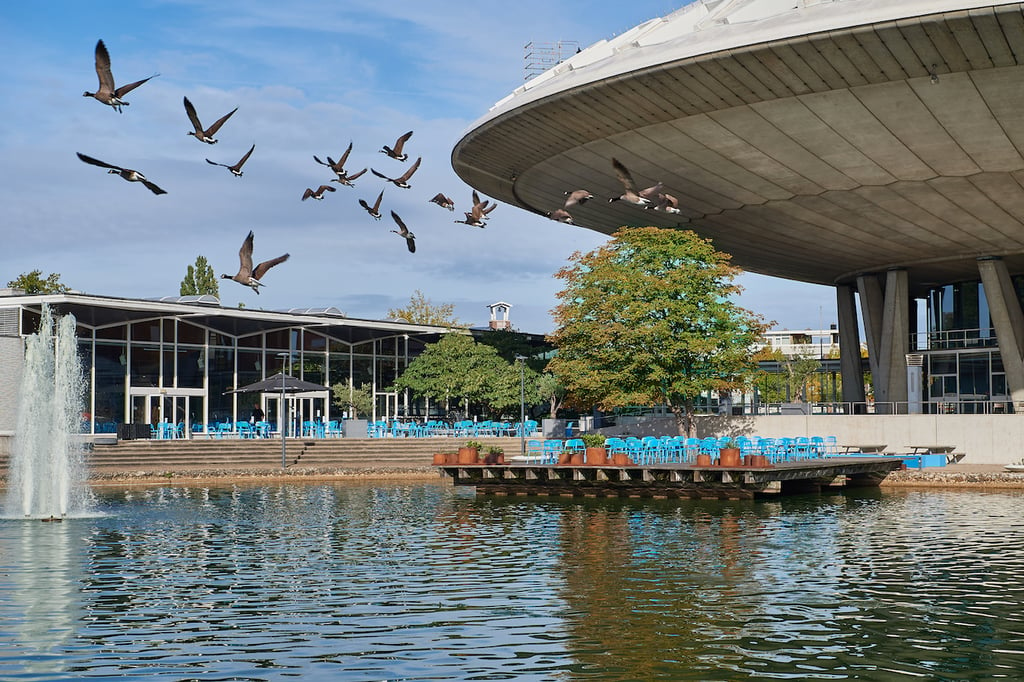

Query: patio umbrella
[226,373,331,468]
[227,372,330,394]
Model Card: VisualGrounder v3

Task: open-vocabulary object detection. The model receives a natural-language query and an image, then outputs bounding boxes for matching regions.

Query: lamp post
[515,354,527,458]
[276,352,291,469]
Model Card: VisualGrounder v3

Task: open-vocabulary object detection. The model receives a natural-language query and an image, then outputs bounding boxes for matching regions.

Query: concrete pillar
[878,269,909,411]
[836,284,865,407]
[856,273,885,408]
[977,257,1024,406]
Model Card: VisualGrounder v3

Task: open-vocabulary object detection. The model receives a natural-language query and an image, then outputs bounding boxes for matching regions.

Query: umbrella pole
[281,382,287,469]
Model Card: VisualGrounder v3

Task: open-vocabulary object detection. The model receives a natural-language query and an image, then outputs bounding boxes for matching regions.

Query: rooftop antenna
[523,40,580,81]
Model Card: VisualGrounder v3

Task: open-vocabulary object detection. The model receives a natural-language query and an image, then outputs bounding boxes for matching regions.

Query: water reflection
[2,484,1024,679]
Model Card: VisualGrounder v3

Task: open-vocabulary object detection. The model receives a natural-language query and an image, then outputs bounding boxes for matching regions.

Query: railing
[733,400,1021,415]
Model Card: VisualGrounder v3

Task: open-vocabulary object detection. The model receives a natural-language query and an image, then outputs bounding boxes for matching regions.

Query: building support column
[857,270,909,412]
[856,273,884,402]
[836,284,865,408]
[878,269,909,411]
[977,257,1024,407]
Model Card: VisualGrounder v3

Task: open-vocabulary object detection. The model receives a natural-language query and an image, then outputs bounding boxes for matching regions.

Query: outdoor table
[838,444,887,454]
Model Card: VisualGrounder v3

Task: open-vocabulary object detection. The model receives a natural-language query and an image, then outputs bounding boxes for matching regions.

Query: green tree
[387,289,464,327]
[7,270,70,294]
[537,372,565,418]
[393,333,539,418]
[332,382,374,419]
[547,227,770,436]
[180,255,220,297]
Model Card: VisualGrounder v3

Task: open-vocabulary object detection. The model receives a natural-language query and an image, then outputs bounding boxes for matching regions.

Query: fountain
[3,304,89,519]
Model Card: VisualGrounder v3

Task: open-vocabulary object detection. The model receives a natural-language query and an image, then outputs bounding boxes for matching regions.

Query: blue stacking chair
[525,439,544,463]
[236,421,254,438]
[542,439,564,464]
[605,437,627,458]
[564,438,585,455]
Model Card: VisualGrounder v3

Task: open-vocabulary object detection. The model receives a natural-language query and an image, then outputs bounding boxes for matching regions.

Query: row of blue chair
[517,435,841,465]
[368,419,540,439]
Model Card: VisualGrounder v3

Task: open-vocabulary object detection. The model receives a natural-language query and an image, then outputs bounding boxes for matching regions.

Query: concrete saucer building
[453,0,1024,413]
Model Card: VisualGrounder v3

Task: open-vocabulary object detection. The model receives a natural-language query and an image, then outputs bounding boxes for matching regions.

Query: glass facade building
[0,294,449,435]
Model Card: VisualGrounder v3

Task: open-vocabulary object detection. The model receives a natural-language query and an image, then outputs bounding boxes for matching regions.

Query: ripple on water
[3,485,1024,679]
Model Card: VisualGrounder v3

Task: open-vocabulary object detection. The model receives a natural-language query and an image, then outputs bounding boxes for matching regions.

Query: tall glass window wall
[15,305,423,433]
[925,278,1019,412]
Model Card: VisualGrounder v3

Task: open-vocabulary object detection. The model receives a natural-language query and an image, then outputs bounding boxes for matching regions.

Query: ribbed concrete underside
[454,3,1024,293]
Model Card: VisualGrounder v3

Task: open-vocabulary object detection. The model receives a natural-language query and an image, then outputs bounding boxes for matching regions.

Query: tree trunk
[671,402,696,437]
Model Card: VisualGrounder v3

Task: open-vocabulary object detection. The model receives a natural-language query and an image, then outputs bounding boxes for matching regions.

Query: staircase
[74,437,524,476]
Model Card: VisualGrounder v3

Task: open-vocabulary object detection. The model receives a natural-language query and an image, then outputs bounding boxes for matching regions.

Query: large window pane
[208,348,235,425]
[94,342,126,430]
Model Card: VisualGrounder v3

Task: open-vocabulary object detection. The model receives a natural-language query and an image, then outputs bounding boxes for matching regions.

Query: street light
[515,354,527,458]
[276,352,291,469]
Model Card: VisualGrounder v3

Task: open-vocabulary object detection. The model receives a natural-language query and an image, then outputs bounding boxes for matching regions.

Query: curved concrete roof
[452,0,1024,294]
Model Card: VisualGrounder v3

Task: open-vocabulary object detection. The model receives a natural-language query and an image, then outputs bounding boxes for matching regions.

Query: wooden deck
[437,457,906,499]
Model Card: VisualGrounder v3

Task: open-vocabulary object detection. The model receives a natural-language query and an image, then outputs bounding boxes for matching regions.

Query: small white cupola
[487,301,512,330]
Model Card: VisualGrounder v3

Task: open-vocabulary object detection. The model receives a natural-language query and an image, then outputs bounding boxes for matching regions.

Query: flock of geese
[544,157,682,225]
[75,39,501,295]
[76,39,683,297]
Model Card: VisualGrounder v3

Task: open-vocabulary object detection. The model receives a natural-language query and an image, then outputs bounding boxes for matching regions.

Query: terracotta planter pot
[432,453,446,466]
[611,453,632,466]
[457,447,479,464]
[585,447,608,466]
[570,452,585,466]
[481,452,498,465]
[719,447,742,467]
[496,453,505,465]
[557,451,573,466]
[443,453,458,465]
[695,453,712,466]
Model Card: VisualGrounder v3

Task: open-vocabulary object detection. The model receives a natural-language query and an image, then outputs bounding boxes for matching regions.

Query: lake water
[2,482,1024,680]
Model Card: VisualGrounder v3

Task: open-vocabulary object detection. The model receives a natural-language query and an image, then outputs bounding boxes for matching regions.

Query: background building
[453,0,1024,415]
[0,292,450,437]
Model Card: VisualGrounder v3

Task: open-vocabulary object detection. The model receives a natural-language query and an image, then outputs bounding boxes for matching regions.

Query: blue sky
[0,0,836,333]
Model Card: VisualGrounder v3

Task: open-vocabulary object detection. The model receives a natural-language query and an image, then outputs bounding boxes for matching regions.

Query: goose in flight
[314,141,353,181]
[390,211,416,253]
[609,158,661,206]
[563,189,594,208]
[649,192,682,214]
[184,96,237,144]
[429,193,455,211]
[302,185,336,201]
[221,230,289,294]
[76,152,167,195]
[332,167,367,187]
[380,131,413,161]
[371,157,421,189]
[455,199,489,228]
[83,39,158,112]
[206,143,255,177]
[358,189,384,220]
[546,208,574,224]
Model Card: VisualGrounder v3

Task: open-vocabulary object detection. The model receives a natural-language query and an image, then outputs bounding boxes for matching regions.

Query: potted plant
[581,433,608,466]
[459,440,483,464]
[719,437,742,467]
[483,445,504,465]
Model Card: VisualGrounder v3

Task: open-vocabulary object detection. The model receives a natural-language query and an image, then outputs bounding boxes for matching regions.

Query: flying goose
[184,96,237,144]
[76,152,167,195]
[314,141,353,180]
[429,193,455,211]
[563,189,594,208]
[206,143,255,177]
[371,157,421,189]
[302,185,336,201]
[649,192,682,214]
[473,190,497,221]
[380,131,413,161]
[221,230,289,294]
[332,167,367,187]
[390,211,416,253]
[609,158,661,206]
[358,189,384,220]
[83,39,158,112]
[546,208,574,224]
[455,200,489,228]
